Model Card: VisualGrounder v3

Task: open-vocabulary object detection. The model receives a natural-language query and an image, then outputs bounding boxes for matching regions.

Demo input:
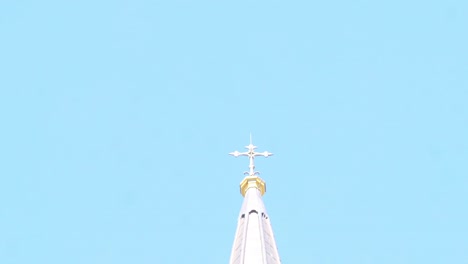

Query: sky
[0,0,467,263]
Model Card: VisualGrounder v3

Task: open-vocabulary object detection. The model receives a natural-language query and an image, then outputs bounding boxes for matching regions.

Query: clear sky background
[1,0,467,263]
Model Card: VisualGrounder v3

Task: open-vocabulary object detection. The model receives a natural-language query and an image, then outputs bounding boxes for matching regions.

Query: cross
[229,135,273,176]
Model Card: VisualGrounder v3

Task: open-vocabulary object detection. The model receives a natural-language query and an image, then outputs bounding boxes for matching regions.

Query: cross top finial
[229,136,273,176]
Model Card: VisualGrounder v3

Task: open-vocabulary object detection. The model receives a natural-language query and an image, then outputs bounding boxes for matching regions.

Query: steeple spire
[229,138,281,264]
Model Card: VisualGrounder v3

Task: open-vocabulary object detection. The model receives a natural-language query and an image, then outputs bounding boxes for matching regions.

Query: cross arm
[229,151,249,157]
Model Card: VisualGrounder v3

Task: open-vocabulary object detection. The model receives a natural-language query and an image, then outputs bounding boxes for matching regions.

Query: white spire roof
[229,141,281,264]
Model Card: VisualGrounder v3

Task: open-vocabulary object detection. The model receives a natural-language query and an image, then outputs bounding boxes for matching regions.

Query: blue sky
[1,0,467,263]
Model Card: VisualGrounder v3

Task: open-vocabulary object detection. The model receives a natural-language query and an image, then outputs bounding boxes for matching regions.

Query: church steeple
[229,139,281,264]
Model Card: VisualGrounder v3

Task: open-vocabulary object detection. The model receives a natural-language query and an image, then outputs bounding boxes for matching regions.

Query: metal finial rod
[229,137,273,176]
